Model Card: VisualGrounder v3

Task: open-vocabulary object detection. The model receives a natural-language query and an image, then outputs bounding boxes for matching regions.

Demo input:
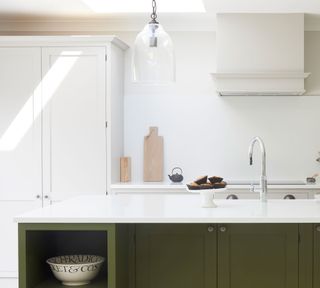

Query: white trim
[211,72,310,96]
[0,36,129,50]
[0,271,18,278]
[211,72,310,79]
[217,90,306,96]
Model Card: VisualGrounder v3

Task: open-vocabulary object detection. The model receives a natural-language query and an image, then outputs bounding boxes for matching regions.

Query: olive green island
[15,194,320,288]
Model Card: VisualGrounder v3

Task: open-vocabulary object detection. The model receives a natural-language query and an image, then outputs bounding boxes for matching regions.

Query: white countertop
[15,194,320,224]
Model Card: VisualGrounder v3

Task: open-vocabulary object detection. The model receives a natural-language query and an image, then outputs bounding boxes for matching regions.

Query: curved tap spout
[248,137,268,202]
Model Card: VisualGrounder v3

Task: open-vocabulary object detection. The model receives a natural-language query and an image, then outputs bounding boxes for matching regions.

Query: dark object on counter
[208,176,224,184]
[194,176,208,185]
[168,167,184,183]
[306,177,316,184]
[187,175,226,190]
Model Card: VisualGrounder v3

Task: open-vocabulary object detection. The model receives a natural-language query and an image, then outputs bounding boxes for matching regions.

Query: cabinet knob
[36,195,41,199]
[219,226,227,233]
[207,226,214,233]
[44,195,49,199]
[316,226,320,232]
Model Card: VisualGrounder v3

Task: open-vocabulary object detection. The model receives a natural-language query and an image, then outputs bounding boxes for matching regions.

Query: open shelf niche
[18,223,132,288]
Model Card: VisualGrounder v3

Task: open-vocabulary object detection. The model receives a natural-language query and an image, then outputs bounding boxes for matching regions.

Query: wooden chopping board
[144,127,164,182]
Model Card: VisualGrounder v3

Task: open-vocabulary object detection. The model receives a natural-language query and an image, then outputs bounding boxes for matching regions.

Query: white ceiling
[0,0,318,17]
[0,0,319,31]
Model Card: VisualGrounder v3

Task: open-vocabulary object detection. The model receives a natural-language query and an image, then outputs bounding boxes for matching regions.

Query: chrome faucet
[248,137,268,202]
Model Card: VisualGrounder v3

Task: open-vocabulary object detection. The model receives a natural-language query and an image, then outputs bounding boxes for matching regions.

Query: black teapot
[168,167,184,183]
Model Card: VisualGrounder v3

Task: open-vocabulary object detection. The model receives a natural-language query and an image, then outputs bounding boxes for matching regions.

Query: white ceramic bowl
[46,255,105,286]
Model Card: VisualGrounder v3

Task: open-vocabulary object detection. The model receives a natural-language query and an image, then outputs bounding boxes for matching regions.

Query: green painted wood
[135,224,217,288]
[299,224,313,288]
[18,223,117,288]
[18,224,27,288]
[33,277,106,288]
[217,224,299,288]
[314,224,320,288]
[115,225,131,288]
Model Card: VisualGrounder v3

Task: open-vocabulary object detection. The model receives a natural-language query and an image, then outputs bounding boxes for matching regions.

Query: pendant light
[132,0,175,84]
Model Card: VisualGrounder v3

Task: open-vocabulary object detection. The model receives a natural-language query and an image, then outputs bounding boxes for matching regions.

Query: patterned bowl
[46,255,105,286]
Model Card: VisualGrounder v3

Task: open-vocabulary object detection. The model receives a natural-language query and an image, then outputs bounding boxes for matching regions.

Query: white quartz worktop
[15,194,320,223]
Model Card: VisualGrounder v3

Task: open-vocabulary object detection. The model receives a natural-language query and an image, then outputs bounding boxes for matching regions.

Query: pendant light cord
[150,0,159,24]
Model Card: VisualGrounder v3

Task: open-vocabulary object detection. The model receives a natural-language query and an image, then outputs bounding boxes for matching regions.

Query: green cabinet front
[217,224,299,288]
[135,224,217,288]
[136,224,299,288]
[314,224,320,287]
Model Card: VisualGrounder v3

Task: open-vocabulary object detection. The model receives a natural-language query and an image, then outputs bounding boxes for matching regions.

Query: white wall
[117,31,320,183]
[0,26,318,183]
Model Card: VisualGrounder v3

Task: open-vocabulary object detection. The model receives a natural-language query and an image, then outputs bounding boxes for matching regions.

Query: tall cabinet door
[136,224,217,288]
[0,48,42,281]
[217,224,299,288]
[42,47,106,202]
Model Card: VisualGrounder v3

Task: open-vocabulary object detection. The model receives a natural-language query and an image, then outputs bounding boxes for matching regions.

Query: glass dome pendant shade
[132,0,175,84]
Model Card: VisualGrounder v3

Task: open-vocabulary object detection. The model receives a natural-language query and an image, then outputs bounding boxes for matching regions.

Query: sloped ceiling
[0,0,319,31]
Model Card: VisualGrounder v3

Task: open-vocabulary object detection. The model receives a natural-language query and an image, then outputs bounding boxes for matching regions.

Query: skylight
[82,0,206,13]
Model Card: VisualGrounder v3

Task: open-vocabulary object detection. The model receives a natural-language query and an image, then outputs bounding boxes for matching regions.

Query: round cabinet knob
[36,195,41,199]
[207,226,214,233]
[226,194,238,200]
[316,226,320,232]
[284,194,296,200]
[219,226,227,233]
[44,195,49,199]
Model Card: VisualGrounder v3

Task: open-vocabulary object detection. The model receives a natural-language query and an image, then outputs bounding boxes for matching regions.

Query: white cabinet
[0,47,42,201]
[0,36,128,287]
[42,47,107,202]
[0,47,42,286]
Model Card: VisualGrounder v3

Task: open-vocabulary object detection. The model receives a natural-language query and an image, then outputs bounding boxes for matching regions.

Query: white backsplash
[117,31,320,183]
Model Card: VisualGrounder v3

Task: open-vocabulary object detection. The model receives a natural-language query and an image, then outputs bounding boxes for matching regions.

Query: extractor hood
[211,13,310,96]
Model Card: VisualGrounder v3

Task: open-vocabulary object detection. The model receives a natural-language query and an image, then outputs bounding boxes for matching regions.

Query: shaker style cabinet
[0,47,42,283]
[0,36,128,288]
[217,224,299,288]
[135,224,299,288]
[41,47,107,203]
[136,224,217,288]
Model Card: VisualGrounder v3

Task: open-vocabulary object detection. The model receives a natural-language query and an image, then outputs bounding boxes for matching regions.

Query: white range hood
[212,13,310,96]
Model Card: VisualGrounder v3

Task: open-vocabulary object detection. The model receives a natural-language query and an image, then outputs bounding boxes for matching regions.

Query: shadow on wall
[305,31,320,95]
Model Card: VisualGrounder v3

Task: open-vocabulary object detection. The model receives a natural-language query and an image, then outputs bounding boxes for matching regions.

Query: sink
[227,180,306,185]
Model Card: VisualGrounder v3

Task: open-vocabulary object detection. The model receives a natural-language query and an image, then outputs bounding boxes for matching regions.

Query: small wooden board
[143,127,164,182]
[120,157,131,182]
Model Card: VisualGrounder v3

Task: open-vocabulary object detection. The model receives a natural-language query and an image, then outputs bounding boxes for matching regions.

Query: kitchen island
[16,194,320,288]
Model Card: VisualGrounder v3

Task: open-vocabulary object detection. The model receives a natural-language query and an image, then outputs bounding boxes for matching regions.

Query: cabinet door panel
[218,224,299,288]
[136,224,217,288]
[42,47,106,201]
[0,48,42,201]
[0,48,42,277]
